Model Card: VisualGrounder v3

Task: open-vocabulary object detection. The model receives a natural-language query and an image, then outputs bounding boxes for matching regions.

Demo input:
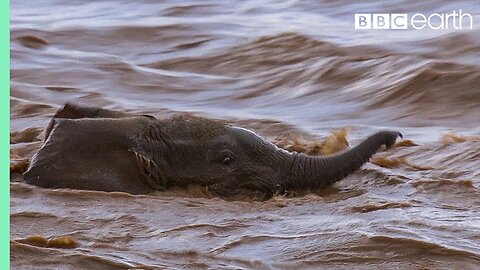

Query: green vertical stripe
[1,0,10,268]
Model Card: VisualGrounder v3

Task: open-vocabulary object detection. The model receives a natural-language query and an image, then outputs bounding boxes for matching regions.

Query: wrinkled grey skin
[24,103,402,198]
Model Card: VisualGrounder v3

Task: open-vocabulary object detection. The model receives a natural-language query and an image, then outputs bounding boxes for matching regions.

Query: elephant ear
[129,148,166,191]
[129,122,171,191]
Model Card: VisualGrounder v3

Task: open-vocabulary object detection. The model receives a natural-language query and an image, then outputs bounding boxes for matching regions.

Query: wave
[138,32,480,125]
[368,235,480,258]
[11,24,480,127]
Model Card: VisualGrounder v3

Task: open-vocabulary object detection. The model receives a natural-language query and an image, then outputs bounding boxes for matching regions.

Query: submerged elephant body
[24,103,402,197]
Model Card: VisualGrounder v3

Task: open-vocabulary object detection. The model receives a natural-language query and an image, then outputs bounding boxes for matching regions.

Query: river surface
[10,0,480,269]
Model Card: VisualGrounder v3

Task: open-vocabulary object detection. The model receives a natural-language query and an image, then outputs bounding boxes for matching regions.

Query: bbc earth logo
[355,10,473,30]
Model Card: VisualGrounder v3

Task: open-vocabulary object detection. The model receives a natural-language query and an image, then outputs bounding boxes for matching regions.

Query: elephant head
[162,122,401,197]
[25,103,402,198]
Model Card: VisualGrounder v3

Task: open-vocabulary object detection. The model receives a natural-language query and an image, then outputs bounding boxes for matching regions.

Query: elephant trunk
[281,131,402,190]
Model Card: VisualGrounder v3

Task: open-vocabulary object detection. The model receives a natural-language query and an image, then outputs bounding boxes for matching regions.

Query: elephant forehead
[204,127,256,149]
[229,126,290,154]
[228,127,266,147]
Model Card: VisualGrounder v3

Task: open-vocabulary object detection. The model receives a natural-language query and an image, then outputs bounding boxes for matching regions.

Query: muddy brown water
[10,0,480,269]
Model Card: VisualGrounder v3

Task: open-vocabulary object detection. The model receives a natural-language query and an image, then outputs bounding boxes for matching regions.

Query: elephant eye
[222,156,233,165]
[216,149,235,166]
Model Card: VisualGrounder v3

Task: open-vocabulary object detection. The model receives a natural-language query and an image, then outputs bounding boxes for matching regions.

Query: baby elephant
[24,103,402,197]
